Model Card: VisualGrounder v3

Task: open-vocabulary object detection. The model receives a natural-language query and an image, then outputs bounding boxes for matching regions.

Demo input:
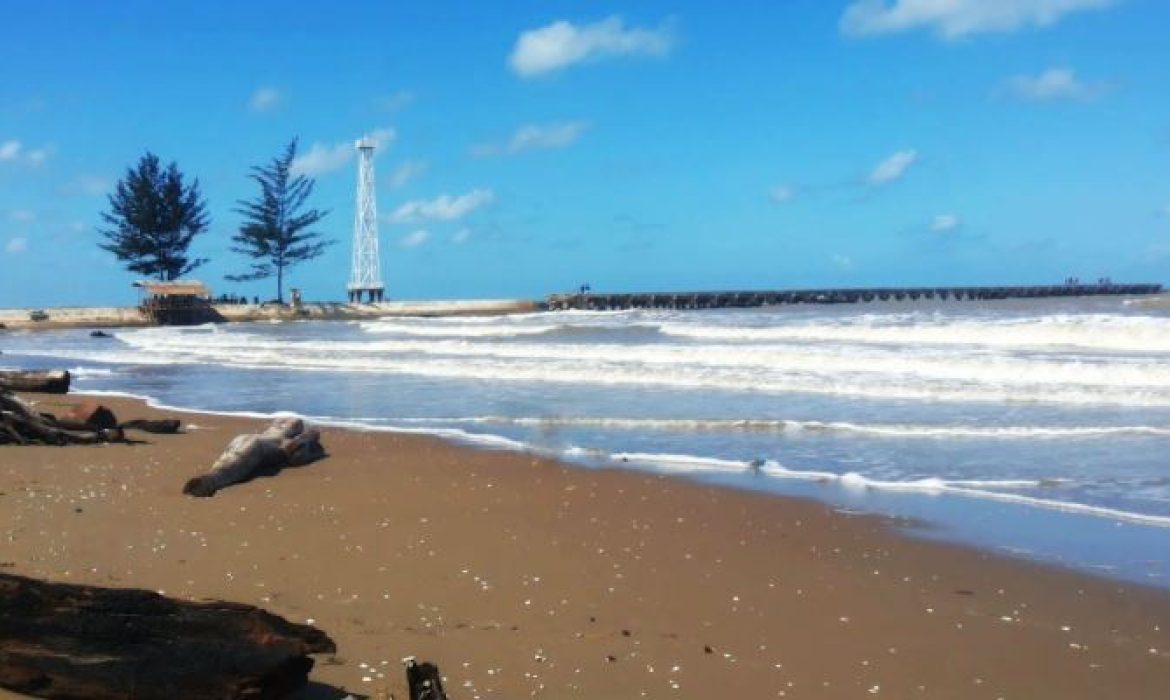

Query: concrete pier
[546,283,1164,311]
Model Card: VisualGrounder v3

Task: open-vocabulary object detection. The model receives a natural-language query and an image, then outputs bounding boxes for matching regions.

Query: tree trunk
[0,572,335,700]
[0,390,122,446]
[0,370,71,394]
[183,417,325,497]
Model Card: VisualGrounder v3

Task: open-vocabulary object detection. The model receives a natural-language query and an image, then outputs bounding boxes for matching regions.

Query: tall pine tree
[99,153,209,280]
[228,139,332,303]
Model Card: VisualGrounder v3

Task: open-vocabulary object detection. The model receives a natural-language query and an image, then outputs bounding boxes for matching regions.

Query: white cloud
[248,86,283,112]
[769,185,795,203]
[390,189,495,223]
[1003,67,1097,101]
[292,127,396,176]
[7,209,35,223]
[473,121,589,157]
[400,229,430,247]
[0,139,49,166]
[931,213,961,232]
[509,16,675,77]
[389,160,428,189]
[832,254,856,271]
[452,227,472,244]
[5,237,28,254]
[868,149,918,186]
[0,140,21,161]
[841,0,1115,40]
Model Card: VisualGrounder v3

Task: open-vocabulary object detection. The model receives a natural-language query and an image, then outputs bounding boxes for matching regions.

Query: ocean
[4,296,1170,586]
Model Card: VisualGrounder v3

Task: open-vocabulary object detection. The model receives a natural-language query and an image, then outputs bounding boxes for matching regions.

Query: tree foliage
[99,152,209,281]
[228,139,332,303]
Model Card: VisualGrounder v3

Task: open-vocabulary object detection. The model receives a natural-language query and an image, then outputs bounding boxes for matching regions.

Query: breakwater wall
[0,299,541,331]
[546,283,1164,311]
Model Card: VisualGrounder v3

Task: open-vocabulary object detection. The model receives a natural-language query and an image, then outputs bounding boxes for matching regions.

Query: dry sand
[2,394,1169,699]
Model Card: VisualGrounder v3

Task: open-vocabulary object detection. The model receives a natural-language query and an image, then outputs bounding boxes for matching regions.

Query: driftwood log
[183,417,325,497]
[0,391,123,446]
[118,418,182,434]
[0,572,335,699]
[0,370,70,394]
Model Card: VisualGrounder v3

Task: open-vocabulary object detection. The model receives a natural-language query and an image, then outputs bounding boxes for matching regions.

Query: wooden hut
[134,280,215,325]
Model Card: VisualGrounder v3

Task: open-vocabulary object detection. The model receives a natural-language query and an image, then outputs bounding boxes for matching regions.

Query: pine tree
[99,153,210,280]
[228,139,331,303]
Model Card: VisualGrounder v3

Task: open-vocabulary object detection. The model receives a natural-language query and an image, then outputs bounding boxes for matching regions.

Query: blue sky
[2,0,1169,306]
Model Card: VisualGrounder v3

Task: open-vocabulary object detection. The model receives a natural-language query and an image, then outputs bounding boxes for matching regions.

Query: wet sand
[2,394,1169,698]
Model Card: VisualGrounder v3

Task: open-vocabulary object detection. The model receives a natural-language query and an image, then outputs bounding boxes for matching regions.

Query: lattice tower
[347,137,384,302]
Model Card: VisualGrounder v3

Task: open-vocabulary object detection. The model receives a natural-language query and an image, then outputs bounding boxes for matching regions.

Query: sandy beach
[2,393,1169,699]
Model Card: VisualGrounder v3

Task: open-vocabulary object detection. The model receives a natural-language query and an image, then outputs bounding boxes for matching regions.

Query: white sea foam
[395,415,1170,439]
[97,324,1170,406]
[613,453,1170,528]
[659,313,1170,353]
[359,321,559,337]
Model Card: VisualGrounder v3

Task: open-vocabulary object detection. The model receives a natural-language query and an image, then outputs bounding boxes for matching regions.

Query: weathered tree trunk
[0,391,123,446]
[0,370,70,394]
[183,417,325,497]
[0,572,335,699]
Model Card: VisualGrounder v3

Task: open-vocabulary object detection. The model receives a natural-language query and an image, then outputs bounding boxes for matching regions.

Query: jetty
[546,282,1164,311]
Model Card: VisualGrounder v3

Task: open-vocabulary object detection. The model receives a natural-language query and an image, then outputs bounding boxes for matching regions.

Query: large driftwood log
[0,572,335,699]
[0,391,123,446]
[183,417,325,497]
[0,370,70,394]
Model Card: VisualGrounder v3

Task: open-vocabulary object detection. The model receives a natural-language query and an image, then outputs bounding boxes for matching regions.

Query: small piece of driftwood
[0,370,70,394]
[405,658,449,700]
[0,572,335,699]
[118,418,182,434]
[183,417,325,497]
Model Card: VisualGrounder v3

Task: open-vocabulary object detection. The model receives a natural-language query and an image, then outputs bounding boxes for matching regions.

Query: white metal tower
[347,137,384,302]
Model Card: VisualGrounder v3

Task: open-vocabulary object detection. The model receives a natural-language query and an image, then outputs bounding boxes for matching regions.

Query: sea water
[4,296,1170,586]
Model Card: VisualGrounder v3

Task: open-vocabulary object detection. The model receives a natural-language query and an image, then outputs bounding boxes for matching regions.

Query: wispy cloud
[841,0,1115,40]
[388,160,428,189]
[64,175,112,197]
[7,209,35,223]
[868,149,918,186]
[1001,67,1100,102]
[5,237,28,255]
[291,127,396,176]
[769,185,795,203]
[400,229,430,247]
[472,121,589,157]
[452,227,472,244]
[0,139,49,166]
[509,16,675,77]
[832,254,856,272]
[390,189,495,224]
[374,91,415,112]
[248,86,283,113]
[0,140,21,161]
[930,213,961,232]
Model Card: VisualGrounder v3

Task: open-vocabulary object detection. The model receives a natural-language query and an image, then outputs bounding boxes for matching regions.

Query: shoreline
[58,389,1170,590]
[1,393,1168,698]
